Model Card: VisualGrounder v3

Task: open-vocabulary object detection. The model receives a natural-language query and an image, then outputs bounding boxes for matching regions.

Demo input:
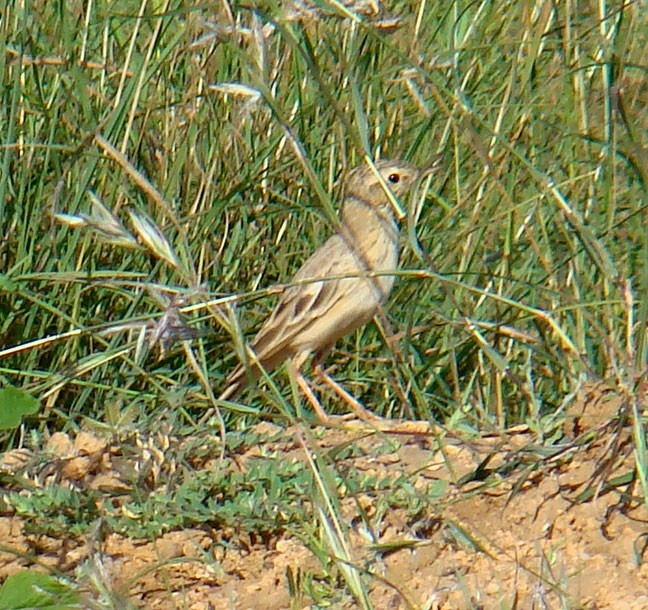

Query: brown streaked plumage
[219,159,422,407]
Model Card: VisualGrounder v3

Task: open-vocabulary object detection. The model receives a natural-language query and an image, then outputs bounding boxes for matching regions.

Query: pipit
[219,158,431,425]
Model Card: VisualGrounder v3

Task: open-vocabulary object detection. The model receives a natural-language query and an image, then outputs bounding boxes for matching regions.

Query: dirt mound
[1,392,646,609]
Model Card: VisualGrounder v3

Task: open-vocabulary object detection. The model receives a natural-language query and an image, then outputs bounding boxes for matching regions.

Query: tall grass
[1,1,644,429]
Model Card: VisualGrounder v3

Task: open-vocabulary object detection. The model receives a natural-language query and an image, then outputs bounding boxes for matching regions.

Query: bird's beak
[409,154,443,227]
[420,153,444,179]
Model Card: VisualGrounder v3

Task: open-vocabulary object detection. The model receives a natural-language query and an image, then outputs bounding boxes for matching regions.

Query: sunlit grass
[0,0,645,606]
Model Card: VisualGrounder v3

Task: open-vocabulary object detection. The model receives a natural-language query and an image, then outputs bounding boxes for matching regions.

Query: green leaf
[0,571,79,609]
[0,387,40,430]
[0,274,17,293]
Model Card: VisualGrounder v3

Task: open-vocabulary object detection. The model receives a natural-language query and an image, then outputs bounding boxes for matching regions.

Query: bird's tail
[217,360,264,402]
[218,366,248,401]
[218,349,286,401]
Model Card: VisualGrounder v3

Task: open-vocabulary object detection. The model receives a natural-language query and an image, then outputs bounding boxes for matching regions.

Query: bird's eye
[387,173,401,184]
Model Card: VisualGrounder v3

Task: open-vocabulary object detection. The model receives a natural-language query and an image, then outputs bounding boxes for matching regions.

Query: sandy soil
[1,386,646,609]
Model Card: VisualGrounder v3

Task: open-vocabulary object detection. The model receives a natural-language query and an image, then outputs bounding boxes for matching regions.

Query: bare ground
[1,386,646,609]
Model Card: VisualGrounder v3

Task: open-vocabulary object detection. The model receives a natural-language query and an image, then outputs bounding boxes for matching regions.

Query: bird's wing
[220,235,358,397]
[251,234,358,366]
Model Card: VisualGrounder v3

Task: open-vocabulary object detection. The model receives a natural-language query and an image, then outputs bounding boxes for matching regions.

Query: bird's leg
[313,363,382,422]
[311,348,380,422]
[287,358,332,424]
[313,365,437,434]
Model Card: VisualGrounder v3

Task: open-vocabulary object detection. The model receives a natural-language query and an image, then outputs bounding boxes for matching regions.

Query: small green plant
[0,387,39,431]
[0,571,80,610]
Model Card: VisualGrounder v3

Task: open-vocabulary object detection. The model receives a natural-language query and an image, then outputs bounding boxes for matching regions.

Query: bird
[219,158,427,422]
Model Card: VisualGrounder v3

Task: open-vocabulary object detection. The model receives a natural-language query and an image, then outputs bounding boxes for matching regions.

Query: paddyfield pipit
[219,158,428,422]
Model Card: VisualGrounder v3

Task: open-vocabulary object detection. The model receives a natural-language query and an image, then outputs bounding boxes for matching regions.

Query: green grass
[0,0,646,607]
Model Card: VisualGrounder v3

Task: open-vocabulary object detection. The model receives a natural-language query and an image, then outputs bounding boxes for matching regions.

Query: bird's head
[346,159,421,217]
